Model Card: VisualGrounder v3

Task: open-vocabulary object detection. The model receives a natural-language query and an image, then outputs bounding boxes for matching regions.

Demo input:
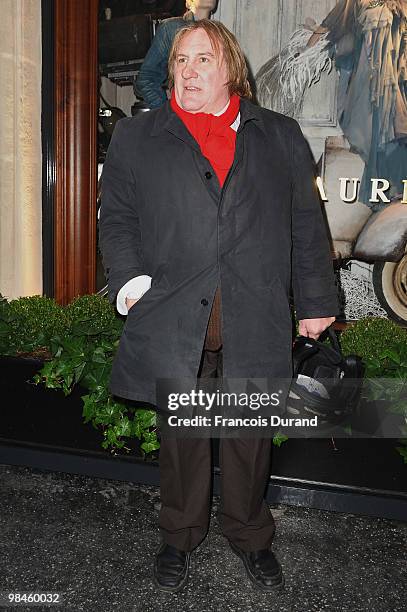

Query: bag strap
[325,326,342,355]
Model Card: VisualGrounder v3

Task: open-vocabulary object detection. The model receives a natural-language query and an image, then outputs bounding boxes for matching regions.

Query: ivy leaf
[273,431,288,447]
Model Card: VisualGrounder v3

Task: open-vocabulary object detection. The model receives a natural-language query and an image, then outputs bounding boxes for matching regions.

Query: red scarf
[170,93,240,186]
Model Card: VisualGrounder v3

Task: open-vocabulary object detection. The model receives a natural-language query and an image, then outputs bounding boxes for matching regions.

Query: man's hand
[299,317,335,340]
[306,26,329,48]
[125,297,138,312]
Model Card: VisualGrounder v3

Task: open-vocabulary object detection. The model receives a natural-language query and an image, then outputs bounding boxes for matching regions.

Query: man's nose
[182,62,198,79]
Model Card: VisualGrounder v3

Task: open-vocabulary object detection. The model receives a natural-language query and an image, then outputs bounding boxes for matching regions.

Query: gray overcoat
[99,98,339,405]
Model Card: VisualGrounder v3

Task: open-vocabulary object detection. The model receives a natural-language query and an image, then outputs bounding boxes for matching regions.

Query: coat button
[201,298,209,306]
[205,171,212,180]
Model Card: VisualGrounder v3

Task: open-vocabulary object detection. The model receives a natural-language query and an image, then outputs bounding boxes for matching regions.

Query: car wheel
[373,253,407,326]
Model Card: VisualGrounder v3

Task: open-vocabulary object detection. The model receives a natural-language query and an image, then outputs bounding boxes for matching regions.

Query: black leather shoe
[228,540,284,592]
[153,542,191,593]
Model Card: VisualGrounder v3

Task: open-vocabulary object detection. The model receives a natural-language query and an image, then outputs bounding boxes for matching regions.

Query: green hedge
[0,295,68,355]
[340,317,406,366]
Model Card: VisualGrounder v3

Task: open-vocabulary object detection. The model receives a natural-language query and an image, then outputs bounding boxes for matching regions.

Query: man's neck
[213,99,230,116]
[193,9,212,20]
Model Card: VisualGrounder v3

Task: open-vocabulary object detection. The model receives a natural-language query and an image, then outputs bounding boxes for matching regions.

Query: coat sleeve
[290,120,340,320]
[98,118,147,305]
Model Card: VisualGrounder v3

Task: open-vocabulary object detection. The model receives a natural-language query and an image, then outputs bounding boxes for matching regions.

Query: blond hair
[168,20,252,99]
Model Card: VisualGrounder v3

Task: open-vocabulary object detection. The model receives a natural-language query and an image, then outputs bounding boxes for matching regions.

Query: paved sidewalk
[0,464,405,612]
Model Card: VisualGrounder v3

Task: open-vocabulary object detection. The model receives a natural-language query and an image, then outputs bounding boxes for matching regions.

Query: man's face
[173,29,229,114]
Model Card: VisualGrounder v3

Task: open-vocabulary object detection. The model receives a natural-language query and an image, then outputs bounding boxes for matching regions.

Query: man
[99,20,339,593]
[134,1,217,109]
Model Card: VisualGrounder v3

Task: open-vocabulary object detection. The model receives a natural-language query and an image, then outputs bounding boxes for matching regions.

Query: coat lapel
[150,102,201,153]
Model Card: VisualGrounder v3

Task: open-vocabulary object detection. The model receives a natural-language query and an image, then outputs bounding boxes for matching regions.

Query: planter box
[271,438,406,493]
[0,355,147,458]
[1,356,406,520]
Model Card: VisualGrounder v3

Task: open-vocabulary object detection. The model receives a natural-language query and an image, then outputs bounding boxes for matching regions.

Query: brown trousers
[158,347,276,552]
